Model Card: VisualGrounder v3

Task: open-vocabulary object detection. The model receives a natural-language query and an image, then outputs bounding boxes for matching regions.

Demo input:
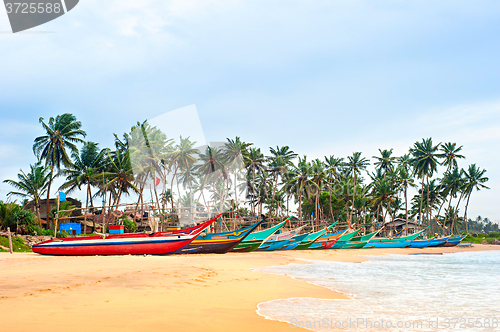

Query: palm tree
[59,142,107,234]
[373,149,396,177]
[284,156,313,221]
[395,165,415,225]
[346,152,370,225]
[438,167,464,226]
[33,114,86,225]
[245,147,265,215]
[3,162,51,225]
[224,137,252,207]
[168,136,198,213]
[324,155,344,221]
[462,164,489,232]
[196,145,227,211]
[410,138,440,225]
[310,159,327,222]
[267,146,297,202]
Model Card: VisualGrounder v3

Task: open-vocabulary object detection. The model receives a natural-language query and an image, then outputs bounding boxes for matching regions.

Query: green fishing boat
[330,229,361,249]
[340,229,381,249]
[294,222,337,250]
[340,240,368,249]
[369,227,428,243]
[231,221,286,252]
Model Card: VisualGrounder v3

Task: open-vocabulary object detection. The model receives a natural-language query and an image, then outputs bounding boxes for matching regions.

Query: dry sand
[1,245,498,332]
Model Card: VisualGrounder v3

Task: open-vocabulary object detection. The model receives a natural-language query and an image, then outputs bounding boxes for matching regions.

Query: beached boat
[32,214,222,256]
[294,222,338,250]
[340,240,368,249]
[231,221,286,252]
[330,229,361,249]
[340,229,381,249]
[257,225,306,251]
[280,233,310,250]
[369,228,427,243]
[409,237,448,248]
[436,235,467,247]
[308,228,348,249]
[365,228,428,249]
[364,241,411,249]
[170,221,263,254]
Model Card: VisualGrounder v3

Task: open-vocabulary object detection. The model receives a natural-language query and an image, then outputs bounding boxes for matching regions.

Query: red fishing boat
[32,214,221,256]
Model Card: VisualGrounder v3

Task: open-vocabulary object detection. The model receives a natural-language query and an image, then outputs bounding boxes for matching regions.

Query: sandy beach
[1,245,499,332]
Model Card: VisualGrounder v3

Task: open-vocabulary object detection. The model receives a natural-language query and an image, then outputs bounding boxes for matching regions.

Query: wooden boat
[330,229,361,249]
[340,229,381,249]
[436,235,467,247]
[364,241,411,249]
[409,237,448,248]
[369,228,427,243]
[232,221,286,252]
[280,233,310,250]
[170,220,263,254]
[457,242,473,247]
[309,228,347,249]
[32,214,221,256]
[257,225,306,251]
[340,240,368,249]
[365,228,428,249]
[294,222,338,250]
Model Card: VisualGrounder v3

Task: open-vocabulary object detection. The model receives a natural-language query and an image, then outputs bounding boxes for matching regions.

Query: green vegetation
[0,236,32,252]
[463,232,500,244]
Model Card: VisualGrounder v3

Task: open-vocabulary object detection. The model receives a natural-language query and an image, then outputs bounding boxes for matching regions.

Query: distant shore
[1,245,499,332]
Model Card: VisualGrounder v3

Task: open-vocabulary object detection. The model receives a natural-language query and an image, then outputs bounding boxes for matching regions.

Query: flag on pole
[59,191,66,202]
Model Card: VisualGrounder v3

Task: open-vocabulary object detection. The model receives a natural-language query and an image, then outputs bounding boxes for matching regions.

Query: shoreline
[1,245,499,331]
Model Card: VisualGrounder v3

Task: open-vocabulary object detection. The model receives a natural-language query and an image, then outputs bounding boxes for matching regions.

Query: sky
[0,0,499,222]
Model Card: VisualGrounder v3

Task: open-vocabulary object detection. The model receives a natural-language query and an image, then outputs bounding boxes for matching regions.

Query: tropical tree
[410,138,440,225]
[346,152,370,225]
[461,164,489,232]
[324,155,344,221]
[373,149,396,177]
[284,156,313,221]
[3,162,51,224]
[245,147,265,214]
[59,142,107,233]
[224,137,252,207]
[267,146,297,203]
[33,114,86,225]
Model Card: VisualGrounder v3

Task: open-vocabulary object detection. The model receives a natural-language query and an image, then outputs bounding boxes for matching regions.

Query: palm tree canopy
[33,113,87,169]
[59,142,108,194]
[438,142,465,169]
[463,164,489,195]
[410,138,441,178]
[3,162,51,202]
[373,148,396,174]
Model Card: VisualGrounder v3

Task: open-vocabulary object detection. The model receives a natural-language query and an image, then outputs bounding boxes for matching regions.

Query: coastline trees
[3,162,51,225]
[2,114,491,234]
[33,114,86,226]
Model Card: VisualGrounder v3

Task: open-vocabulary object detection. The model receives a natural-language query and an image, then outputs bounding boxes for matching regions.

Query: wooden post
[54,197,60,237]
[7,227,13,254]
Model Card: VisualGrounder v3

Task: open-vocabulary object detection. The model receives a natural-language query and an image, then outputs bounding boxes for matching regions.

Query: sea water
[256,251,500,331]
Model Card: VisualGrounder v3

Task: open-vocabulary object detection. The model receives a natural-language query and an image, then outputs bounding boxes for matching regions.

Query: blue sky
[0,0,499,221]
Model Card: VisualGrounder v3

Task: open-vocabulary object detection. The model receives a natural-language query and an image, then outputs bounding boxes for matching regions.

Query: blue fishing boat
[409,237,448,248]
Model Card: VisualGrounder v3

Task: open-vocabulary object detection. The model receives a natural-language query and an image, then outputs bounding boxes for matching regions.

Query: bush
[122,217,137,233]
[487,231,500,238]
[25,224,53,236]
